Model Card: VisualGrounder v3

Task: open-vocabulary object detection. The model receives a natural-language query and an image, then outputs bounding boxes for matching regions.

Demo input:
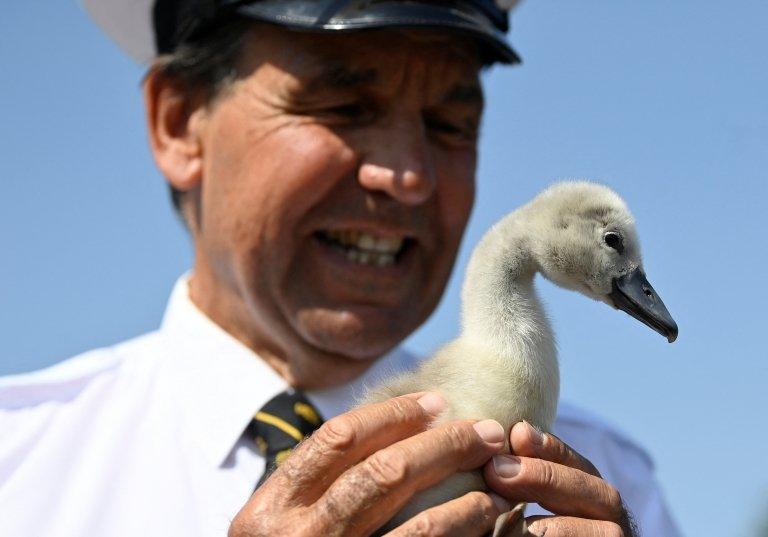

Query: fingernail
[473,419,505,444]
[416,393,446,416]
[524,421,544,446]
[493,455,521,478]
[489,492,511,513]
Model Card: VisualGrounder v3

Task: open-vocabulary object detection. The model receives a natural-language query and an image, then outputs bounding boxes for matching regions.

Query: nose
[357,120,436,205]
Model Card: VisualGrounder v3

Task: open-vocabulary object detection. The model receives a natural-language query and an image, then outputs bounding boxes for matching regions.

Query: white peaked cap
[82,0,157,64]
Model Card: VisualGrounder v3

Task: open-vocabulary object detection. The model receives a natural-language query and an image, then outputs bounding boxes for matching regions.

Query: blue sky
[2,2,766,535]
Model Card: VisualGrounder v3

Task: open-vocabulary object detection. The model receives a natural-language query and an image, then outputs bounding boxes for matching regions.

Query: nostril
[643,287,653,297]
[399,170,426,192]
[394,169,435,205]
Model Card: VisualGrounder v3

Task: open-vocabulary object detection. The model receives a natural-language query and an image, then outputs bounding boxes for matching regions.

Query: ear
[143,69,206,193]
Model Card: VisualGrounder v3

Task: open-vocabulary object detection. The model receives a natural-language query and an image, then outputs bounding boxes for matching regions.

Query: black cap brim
[83,0,520,65]
[230,0,520,64]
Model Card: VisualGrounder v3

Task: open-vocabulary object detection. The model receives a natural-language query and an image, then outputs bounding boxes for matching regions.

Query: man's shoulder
[0,331,164,411]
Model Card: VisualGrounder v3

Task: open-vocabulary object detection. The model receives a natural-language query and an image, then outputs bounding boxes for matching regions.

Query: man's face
[184,25,482,385]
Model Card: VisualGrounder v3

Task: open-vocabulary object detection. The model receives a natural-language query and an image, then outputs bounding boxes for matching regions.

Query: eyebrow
[303,64,483,106]
[306,65,379,93]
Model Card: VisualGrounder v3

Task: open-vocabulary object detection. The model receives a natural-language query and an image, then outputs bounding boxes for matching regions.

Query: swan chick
[363,181,678,532]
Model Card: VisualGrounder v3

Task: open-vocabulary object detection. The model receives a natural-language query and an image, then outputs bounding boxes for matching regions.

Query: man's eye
[425,117,460,133]
[324,104,368,119]
[424,115,477,142]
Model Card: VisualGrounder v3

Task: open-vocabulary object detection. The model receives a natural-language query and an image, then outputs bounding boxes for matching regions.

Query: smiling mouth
[315,230,413,267]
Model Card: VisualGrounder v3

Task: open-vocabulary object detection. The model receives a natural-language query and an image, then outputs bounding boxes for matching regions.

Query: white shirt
[0,277,682,536]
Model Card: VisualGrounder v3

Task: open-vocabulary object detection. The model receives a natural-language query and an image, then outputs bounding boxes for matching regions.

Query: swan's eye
[604,232,624,254]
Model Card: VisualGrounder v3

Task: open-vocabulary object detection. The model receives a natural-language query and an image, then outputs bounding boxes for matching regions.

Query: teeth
[376,253,395,267]
[359,234,376,250]
[375,237,403,253]
[320,229,406,267]
[323,230,405,254]
[342,249,395,267]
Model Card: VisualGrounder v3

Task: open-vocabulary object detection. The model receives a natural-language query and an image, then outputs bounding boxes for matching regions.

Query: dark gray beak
[608,268,678,343]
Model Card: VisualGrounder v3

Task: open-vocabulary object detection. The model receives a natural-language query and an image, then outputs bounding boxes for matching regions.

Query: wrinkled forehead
[238,24,484,103]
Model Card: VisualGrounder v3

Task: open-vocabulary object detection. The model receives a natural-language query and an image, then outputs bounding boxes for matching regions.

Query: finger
[317,418,507,535]
[484,456,624,522]
[527,516,626,537]
[386,491,509,537]
[263,392,446,504]
[510,422,601,477]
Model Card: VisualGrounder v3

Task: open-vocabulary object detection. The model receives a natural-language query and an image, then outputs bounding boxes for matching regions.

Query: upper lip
[311,219,431,250]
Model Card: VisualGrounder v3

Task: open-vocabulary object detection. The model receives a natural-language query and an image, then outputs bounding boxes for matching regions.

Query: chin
[295,306,417,360]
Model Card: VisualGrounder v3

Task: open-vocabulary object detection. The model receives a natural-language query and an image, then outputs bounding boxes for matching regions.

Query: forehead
[236,24,483,101]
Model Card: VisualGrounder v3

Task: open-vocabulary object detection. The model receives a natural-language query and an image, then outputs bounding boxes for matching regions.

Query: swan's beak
[609,269,678,343]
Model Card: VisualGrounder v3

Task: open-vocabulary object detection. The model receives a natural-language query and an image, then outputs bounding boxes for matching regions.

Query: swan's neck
[460,212,559,408]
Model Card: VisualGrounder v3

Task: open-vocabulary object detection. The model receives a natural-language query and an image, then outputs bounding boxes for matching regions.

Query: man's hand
[485,422,637,537]
[229,393,511,537]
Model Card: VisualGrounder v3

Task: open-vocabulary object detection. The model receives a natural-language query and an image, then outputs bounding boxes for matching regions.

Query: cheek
[204,117,357,246]
[435,150,476,239]
[282,126,358,196]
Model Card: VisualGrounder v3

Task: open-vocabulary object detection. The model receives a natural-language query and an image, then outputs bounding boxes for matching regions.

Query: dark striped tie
[246,389,324,488]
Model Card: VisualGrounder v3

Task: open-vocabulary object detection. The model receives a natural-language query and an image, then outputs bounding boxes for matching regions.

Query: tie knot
[246,389,324,485]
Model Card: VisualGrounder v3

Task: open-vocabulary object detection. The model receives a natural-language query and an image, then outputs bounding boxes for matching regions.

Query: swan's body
[362,182,677,532]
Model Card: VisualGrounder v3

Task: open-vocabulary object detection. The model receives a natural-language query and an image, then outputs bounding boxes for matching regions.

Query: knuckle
[533,459,557,489]
[406,512,440,536]
[384,397,429,431]
[389,396,421,420]
[364,450,409,491]
[442,421,477,451]
[272,448,299,480]
[464,491,496,522]
[315,416,357,452]
[467,490,491,512]
[275,445,312,485]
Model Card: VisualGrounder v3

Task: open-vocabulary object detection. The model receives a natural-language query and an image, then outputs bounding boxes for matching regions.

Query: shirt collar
[158,275,419,467]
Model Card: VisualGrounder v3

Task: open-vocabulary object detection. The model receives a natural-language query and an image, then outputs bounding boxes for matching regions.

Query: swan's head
[529,181,678,342]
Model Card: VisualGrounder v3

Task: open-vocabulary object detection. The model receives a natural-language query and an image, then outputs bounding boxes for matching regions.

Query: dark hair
[148,16,252,213]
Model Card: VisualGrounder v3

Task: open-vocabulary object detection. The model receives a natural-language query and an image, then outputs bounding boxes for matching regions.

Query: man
[0,1,680,535]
